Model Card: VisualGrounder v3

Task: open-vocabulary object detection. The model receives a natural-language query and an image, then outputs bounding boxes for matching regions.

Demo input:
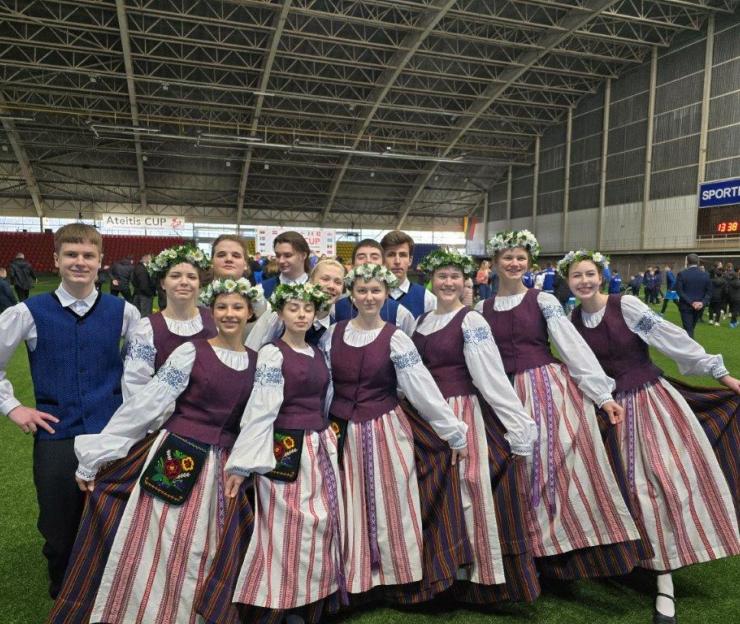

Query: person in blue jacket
[608,270,622,294]
[0,267,17,312]
[676,254,712,338]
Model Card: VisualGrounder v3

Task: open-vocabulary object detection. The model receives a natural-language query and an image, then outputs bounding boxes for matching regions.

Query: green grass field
[0,277,737,623]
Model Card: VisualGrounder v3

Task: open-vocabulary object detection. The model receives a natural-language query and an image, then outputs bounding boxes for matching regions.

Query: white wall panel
[566,208,598,250]
[535,212,563,252]
[602,202,642,250]
[644,194,697,248]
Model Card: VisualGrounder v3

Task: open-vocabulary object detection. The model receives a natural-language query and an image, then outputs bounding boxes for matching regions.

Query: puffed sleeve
[462,312,536,455]
[538,292,616,407]
[396,305,417,337]
[245,310,284,351]
[251,284,268,318]
[75,342,195,480]
[226,344,285,476]
[390,330,468,449]
[0,303,35,417]
[122,316,156,400]
[121,301,142,343]
[620,295,729,378]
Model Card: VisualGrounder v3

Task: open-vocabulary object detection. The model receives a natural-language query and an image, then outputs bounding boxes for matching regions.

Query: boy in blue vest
[0,223,140,598]
[380,229,437,318]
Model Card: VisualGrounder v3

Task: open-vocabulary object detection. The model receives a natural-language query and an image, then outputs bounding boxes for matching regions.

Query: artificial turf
[0,276,737,623]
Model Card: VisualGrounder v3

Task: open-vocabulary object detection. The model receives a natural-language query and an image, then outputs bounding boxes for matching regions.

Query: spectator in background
[608,270,622,294]
[660,264,679,315]
[709,269,727,326]
[95,264,111,292]
[676,253,712,338]
[110,256,134,302]
[0,267,17,312]
[262,256,279,281]
[629,273,643,297]
[643,267,660,304]
[249,254,263,284]
[131,253,157,316]
[541,261,556,293]
[600,262,612,293]
[475,259,492,300]
[9,252,36,301]
[725,270,740,328]
[522,268,535,289]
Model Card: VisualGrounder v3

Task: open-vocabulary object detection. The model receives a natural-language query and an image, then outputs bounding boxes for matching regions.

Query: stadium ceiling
[0,0,738,231]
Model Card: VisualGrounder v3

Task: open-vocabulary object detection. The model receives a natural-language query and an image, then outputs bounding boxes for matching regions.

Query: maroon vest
[413,307,476,399]
[329,321,399,423]
[571,295,662,394]
[150,308,218,370]
[273,340,330,431]
[164,339,256,448]
[481,289,559,375]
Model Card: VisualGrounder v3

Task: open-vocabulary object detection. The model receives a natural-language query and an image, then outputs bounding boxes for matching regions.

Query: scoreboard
[697,178,740,237]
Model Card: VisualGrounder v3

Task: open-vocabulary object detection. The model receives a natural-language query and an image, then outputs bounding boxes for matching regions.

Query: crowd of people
[0,224,737,624]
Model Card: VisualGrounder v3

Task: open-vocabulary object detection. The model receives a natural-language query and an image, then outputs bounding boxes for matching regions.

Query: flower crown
[269,283,331,312]
[345,263,399,289]
[199,277,261,306]
[557,250,609,277]
[486,230,541,260]
[148,244,211,279]
[418,248,476,277]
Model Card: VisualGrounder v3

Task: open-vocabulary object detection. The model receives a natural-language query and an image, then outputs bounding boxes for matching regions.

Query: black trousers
[32,437,85,598]
[679,307,702,338]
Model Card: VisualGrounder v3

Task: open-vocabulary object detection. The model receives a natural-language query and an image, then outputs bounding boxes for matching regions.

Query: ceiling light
[263,163,270,170]
[225,160,231,167]
[162,82,169,91]
[370,171,375,178]
[1,144,8,152]
[89,75,97,84]
[142,155,148,162]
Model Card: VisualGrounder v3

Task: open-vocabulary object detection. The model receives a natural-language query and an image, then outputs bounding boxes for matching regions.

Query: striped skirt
[47,434,158,624]
[341,407,424,593]
[615,379,740,571]
[233,428,346,611]
[88,431,229,624]
[515,364,640,558]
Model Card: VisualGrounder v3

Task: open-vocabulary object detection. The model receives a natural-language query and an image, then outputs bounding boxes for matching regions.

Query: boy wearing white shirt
[0,223,139,598]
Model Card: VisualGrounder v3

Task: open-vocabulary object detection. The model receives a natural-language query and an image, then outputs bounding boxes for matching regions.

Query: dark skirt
[391,396,540,605]
[46,434,158,624]
[669,377,739,521]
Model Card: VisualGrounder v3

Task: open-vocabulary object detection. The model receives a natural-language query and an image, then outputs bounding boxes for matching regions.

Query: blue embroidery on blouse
[255,365,283,386]
[462,326,492,345]
[155,364,189,392]
[541,304,565,320]
[391,350,422,370]
[634,311,662,336]
[125,341,156,367]
[711,362,729,379]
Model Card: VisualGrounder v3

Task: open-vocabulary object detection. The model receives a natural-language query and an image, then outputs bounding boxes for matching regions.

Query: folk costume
[246,306,335,351]
[409,306,540,602]
[571,294,740,571]
[224,340,346,622]
[476,288,643,578]
[123,308,217,397]
[320,319,468,594]
[49,339,256,624]
[389,277,437,318]
[333,294,417,336]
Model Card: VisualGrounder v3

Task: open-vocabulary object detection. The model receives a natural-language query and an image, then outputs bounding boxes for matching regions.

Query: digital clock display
[717,221,739,233]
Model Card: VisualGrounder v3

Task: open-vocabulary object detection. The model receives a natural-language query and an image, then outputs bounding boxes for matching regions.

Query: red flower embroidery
[274,444,285,460]
[164,459,181,478]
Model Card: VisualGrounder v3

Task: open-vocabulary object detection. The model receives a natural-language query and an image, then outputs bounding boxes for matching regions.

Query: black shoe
[653,593,676,624]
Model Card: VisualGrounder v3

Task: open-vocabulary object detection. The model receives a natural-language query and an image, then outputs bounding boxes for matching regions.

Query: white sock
[656,573,675,618]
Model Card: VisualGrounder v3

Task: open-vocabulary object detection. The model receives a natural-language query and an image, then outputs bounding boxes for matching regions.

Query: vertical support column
[640,46,658,249]
[696,14,715,241]
[531,135,541,235]
[562,106,573,251]
[482,190,489,246]
[598,78,611,249]
[506,164,513,228]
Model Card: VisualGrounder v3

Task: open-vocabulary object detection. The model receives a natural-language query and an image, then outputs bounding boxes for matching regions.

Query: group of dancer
[0,223,737,624]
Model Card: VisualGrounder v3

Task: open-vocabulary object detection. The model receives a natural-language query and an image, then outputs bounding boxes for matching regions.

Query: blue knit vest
[394,282,427,319]
[333,295,399,325]
[261,276,278,299]
[25,291,125,440]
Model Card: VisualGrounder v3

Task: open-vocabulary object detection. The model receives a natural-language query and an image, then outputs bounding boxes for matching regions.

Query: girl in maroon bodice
[565,250,740,624]
[49,278,259,624]
[476,231,643,581]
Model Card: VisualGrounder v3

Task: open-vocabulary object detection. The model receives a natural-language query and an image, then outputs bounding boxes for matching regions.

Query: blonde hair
[54,223,103,254]
[310,258,346,280]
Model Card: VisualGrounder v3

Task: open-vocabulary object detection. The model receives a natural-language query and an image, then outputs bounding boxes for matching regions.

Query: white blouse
[226,343,329,476]
[415,308,536,455]
[122,312,205,399]
[580,295,729,379]
[475,291,616,407]
[320,322,468,449]
[75,342,251,481]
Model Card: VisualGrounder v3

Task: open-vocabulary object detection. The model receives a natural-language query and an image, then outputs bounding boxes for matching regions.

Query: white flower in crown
[148,243,212,278]
[344,263,399,289]
[418,248,476,277]
[486,229,541,259]
[557,249,610,277]
[268,282,331,312]
[200,277,258,306]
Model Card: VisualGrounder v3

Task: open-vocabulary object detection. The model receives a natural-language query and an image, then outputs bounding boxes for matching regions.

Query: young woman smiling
[49,279,259,624]
[475,230,644,581]
[320,263,468,597]
[564,250,740,624]
[123,244,215,397]
[406,249,539,604]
